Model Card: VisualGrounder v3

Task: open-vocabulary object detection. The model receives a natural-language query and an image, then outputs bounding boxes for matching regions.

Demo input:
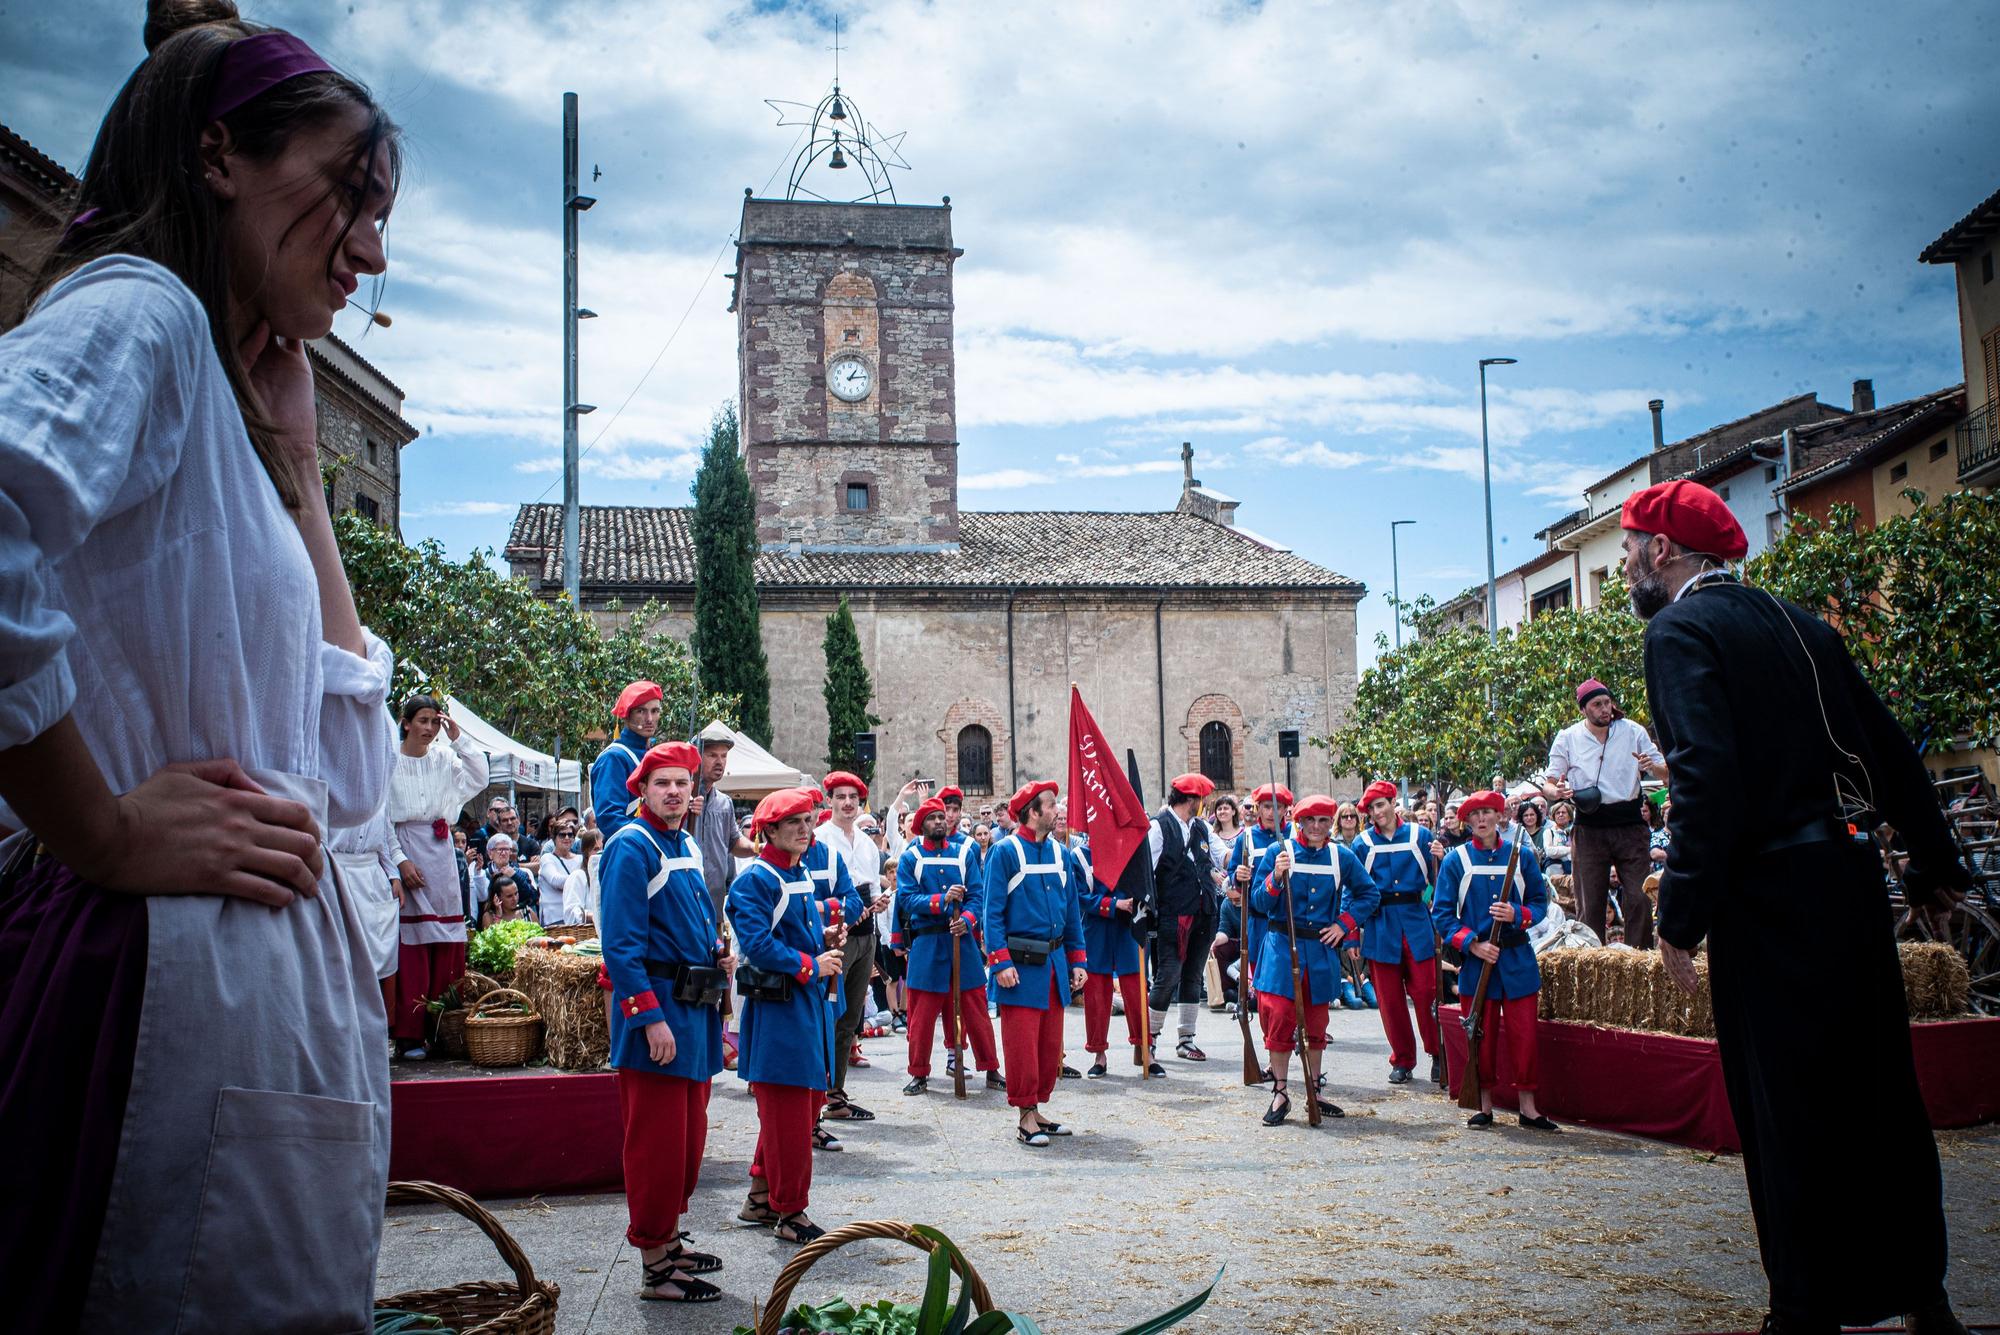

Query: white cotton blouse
[385,730,489,826]
[0,256,393,831]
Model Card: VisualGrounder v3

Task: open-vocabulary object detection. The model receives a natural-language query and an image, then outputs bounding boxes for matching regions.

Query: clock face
[828,356,873,403]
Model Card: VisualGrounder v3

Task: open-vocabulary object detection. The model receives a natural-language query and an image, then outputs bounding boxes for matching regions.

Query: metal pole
[1391,518,1415,801]
[562,92,582,609]
[1479,363,1497,646]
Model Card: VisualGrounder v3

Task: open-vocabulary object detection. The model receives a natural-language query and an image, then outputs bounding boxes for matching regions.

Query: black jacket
[1641,580,1967,949]
[1153,811,1214,918]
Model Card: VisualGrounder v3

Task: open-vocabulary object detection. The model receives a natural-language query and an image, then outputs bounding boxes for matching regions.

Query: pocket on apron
[180,1087,377,1333]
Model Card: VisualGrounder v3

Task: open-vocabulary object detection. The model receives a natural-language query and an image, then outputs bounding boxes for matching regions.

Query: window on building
[366,438,379,465]
[1588,567,1607,605]
[1718,484,1732,501]
[1929,439,1948,462]
[1763,464,1778,483]
[353,493,380,523]
[956,725,993,795]
[1198,721,1234,789]
[1984,250,1995,285]
[845,482,870,511]
[1529,581,1572,618]
[1889,461,1909,483]
[1767,511,1785,545]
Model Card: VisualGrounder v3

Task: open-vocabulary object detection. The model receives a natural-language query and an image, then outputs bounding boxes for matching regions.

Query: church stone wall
[745,442,959,549]
[640,592,1359,807]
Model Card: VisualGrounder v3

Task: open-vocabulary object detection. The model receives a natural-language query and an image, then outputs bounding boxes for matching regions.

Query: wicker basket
[755,1220,995,1335]
[379,1180,558,1334]
[562,922,598,943]
[464,988,544,1068]
[433,1007,469,1060]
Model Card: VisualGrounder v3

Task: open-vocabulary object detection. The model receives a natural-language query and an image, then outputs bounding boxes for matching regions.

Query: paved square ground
[378,1003,1999,1334]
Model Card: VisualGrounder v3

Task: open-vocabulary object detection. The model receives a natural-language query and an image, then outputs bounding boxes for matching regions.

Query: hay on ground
[512,947,610,1070]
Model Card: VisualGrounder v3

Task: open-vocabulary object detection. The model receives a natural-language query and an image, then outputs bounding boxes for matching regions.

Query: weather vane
[764,15,909,204]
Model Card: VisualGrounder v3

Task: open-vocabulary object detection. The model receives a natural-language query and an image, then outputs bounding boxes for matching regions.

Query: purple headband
[206,32,334,121]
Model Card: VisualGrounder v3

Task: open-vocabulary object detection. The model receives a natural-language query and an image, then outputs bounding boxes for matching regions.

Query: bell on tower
[762,17,909,205]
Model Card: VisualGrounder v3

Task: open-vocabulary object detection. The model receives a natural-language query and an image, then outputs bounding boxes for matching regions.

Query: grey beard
[1629,567,1673,620]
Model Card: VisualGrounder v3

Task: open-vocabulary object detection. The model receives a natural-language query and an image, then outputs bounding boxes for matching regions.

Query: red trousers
[616,1069,710,1248]
[1370,945,1441,1069]
[906,985,999,1076]
[1257,973,1329,1054]
[749,1083,823,1214]
[1081,972,1144,1055]
[998,974,1065,1108]
[1472,992,1541,1092]
[391,939,466,1040]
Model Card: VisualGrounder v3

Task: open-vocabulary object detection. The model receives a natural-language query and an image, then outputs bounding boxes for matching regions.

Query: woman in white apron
[329,792,406,1013]
[386,694,489,1057]
[0,8,405,1330]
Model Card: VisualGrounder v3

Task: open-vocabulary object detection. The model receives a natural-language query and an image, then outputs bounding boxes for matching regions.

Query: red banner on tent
[1066,685,1150,888]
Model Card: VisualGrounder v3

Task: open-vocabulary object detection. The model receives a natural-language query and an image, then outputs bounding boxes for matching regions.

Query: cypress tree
[691,402,773,746]
[822,595,881,781]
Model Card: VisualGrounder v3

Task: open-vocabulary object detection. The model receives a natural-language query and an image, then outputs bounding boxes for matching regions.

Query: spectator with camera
[1541,678,1669,947]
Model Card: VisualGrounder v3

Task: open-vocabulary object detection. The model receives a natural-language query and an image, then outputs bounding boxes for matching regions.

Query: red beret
[1170,773,1216,799]
[625,741,701,796]
[1250,783,1294,805]
[1620,479,1747,562]
[912,796,948,827]
[823,770,869,799]
[1007,779,1059,823]
[1457,790,1506,822]
[1362,780,1400,810]
[1291,793,1339,822]
[752,787,819,834]
[938,786,965,804]
[613,680,663,718]
[815,808,833,826]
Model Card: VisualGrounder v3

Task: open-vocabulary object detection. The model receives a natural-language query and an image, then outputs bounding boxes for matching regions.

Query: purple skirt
[0,850,148,1333]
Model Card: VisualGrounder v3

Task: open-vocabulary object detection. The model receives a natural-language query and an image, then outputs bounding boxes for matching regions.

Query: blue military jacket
[1432,837,1549,1002]
[894,837,987,993]
[589,727,651,838]
[1228,824,1289,923]
[599,814,725,1081]
[727,850,838,1090]
[1351,823,1440,965]
[982,831,1088,1010]
[799,837,860,1020]
[1249,838,1381,1002]
[1076,842,1141,976]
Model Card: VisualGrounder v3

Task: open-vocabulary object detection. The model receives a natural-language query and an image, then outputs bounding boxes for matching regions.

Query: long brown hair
[26,0,401,510]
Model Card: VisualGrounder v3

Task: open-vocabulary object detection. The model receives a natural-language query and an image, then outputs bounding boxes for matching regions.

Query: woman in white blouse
[386,694,488,1057]
[536,817,581,925]
[0,8,405,1328]
[327,792,405,1013]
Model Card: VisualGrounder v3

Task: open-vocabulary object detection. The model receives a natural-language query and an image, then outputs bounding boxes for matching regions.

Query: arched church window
[956,725,993,795]
[1199,720,1233,789]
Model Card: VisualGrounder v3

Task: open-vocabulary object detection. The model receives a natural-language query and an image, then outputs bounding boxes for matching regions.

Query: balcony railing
[1959,402,2000,483]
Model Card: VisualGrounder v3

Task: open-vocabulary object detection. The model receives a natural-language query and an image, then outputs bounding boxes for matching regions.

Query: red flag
[1066,685,1150,889]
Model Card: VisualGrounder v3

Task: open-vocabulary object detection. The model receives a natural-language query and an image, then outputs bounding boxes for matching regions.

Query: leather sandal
[1518,1113,1562,1132]
[640,1257,722,1303]
[1466,1111,1495,1128]
[661,1232,723,1274]
[1016,1125,1051,1148]
[1086,1061,1109,1078]
[811,1124,843,1152]
[903,1076,928,1095]
[1315,1099,1346,1119]
[738,1190,780,1226]
[1176,1039,1206,1061]
[773,1212,826,1245]
[1262,1084,1292,1127]
[824,1093,875,1122]
[1034,1118,1072,1136]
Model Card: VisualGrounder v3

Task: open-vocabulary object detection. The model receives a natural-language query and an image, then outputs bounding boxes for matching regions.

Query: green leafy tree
[821,595,882,781]
[1752,490,2000,753]
[335,513,735,758]
[692,402,774,747]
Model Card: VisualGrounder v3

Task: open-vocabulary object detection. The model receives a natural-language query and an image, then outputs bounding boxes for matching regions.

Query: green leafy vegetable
[467,920,544,976]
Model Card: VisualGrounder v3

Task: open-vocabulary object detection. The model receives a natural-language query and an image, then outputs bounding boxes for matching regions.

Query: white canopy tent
[707,723,813,799]
[441,693,585,793]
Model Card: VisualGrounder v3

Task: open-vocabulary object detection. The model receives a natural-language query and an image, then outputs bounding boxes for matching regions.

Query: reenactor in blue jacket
[1432,790,1559,1132]
[983,781,1088,1148]
[600,742,729,1304]
[727,788,846,1242]
[799,807,864,1147]
[1077,831,1144,1078]
[1224,782,1292,1011]
[590,679,664,837]
[1249,794,1380,1126]
[893,796,1003,1094]
[1353,779,1444,1087]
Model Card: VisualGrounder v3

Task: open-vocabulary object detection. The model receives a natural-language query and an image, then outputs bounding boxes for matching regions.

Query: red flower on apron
[432,818,450,841]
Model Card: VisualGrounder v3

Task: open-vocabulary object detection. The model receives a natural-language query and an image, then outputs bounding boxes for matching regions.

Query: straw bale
[1898,942,1970,1019]
[1684,957,1715,1037]
[513,947,610,1070]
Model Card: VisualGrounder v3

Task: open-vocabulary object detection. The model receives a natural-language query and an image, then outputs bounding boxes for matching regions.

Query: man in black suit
[1626,479,1971,1335]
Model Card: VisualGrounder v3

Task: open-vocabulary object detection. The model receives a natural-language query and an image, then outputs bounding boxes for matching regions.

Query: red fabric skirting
[390,1074,624,1196]
[1440,1008,2000,1153]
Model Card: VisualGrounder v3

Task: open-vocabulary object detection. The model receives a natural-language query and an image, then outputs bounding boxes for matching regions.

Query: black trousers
[1147,903,1217,1014]
[1706,838,1946,1327]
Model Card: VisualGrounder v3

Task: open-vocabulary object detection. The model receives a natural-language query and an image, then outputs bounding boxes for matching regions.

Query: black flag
[1115,747,1157,944]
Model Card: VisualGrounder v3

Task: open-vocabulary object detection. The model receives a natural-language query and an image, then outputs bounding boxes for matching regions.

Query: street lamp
[1477,357,1516,645]
[1389,519,1416,655]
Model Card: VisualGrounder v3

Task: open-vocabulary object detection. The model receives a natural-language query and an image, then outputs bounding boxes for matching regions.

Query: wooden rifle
[1272,765,1321,1127]
[1234,826,1263,1086]
[1455,835,1524,1112]
[948,889,968,1100]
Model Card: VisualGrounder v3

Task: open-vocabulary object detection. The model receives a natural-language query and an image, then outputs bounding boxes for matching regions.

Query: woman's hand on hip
[85,759,322,905]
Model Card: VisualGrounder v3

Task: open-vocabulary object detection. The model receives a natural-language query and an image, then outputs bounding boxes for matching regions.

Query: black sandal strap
[664,1233,724,1274]
[776,1212,826,1244]
[640,1269,724,1303]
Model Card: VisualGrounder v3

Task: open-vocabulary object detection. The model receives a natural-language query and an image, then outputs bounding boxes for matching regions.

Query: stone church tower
[731,194,963,552]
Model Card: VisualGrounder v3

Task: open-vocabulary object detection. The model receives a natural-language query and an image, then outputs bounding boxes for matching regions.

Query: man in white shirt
[1541,678,1669,947]
[819,771,898,1121]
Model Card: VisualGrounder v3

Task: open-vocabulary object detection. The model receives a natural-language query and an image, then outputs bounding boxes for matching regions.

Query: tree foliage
[1750,489,2000,753]
[821,595,882,781]
[335,513,735,758]
[692,402,774,747]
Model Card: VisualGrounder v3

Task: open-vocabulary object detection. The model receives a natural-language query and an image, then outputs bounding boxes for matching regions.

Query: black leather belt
[1278,920,1334,938]
[1748,816,1850,858]
[1379,891,1424,905]
[908,923,953,938]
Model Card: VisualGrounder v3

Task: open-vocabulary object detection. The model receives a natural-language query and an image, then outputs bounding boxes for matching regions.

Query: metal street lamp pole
[1478,357,1515,788]
[562,92,599,609]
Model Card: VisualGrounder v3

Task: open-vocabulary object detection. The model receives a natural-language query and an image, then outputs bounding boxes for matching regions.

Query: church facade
[507,195,1363,801]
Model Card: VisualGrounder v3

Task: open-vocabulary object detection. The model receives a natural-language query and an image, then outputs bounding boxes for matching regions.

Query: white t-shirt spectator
[1545,717,1664,808]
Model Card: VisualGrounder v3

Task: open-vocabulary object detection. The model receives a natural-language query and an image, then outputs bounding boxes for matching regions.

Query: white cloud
[405,499,517,518]
[961,468,1043,491]
[1243,436,1371,470]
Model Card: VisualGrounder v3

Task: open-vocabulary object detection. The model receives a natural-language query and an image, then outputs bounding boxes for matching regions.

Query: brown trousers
[1571,821,1655,948]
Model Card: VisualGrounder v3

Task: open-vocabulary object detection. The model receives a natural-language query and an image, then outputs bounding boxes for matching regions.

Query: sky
[6,0,1996,663]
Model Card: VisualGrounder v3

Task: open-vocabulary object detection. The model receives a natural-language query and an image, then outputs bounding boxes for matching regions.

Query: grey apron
[83,769,390,1334]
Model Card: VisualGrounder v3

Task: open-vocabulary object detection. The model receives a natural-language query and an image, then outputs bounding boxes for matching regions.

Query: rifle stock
[1455,837,1523,1112]
[1235,840,1261,1086]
